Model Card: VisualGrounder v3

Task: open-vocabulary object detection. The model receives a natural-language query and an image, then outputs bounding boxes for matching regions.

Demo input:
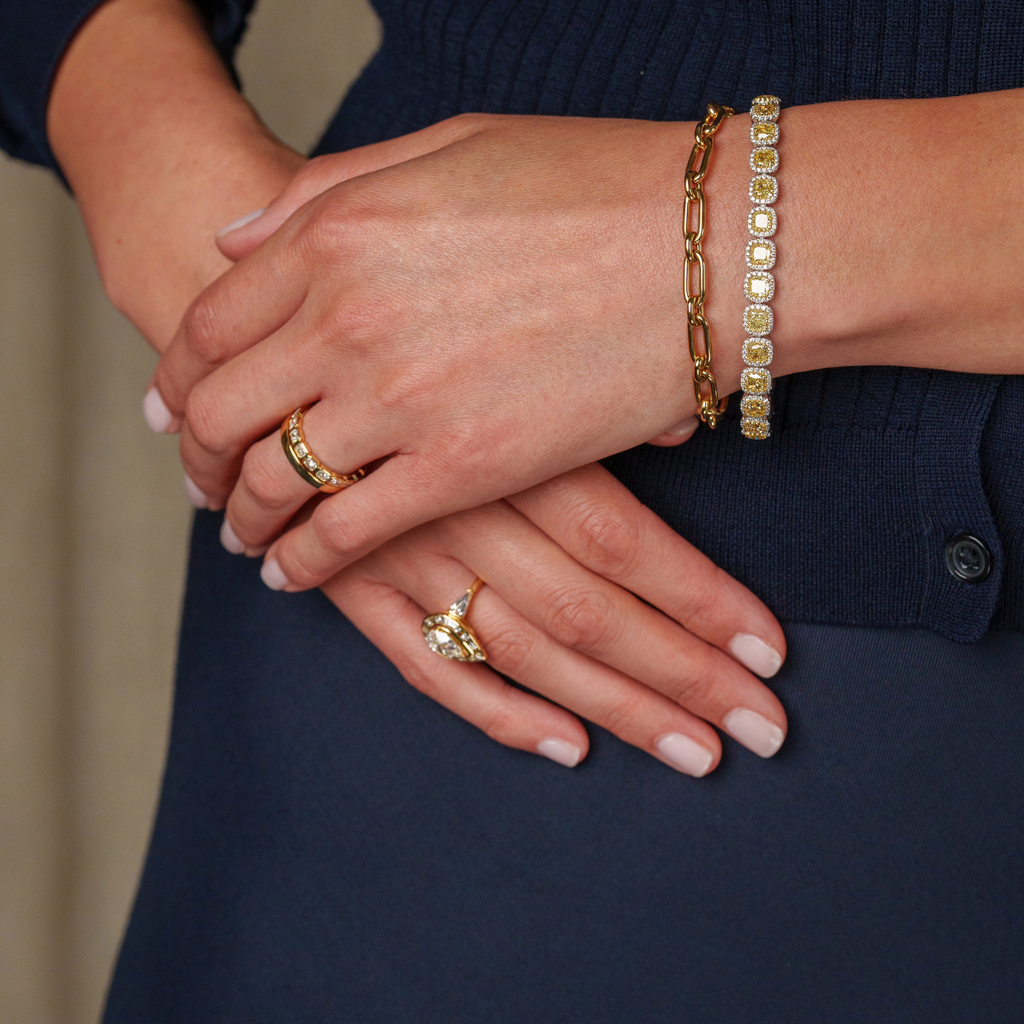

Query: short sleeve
[0,0,257,172]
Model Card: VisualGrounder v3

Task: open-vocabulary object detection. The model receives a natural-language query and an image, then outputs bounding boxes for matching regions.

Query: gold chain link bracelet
[683,102,735,429]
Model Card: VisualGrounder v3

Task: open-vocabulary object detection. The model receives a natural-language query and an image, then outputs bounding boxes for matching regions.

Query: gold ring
[422,578,487,662]
[281,406,366,494]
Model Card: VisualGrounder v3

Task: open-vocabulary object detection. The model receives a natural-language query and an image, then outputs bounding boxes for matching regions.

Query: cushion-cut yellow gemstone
[751,121,779,145]
[743,337,772,365]
[743,305,772,336]
[746,239,776,269]
[744,273,775,302]
[750,175,778,204]
[751,147,779,173]
[741,394,770,417]
[748,207,777,237]
[741,367,772,394]
[741,416,770,440]
[752,95,781,120]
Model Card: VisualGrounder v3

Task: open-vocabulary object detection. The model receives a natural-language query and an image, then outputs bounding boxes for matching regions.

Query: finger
[360,538,722,776]
[508,464,787,677]
[216,115,499,261]
[326,571,589,767]
[151,207,313,424]
[219,401,378,547]
[257,445,511,592]
[436,503,786,758]
[156,112,507,429]
[175,324,383,509]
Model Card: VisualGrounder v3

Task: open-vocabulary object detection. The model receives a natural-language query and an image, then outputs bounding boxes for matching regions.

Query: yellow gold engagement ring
[422,578,487,662]
[281,406,366,494]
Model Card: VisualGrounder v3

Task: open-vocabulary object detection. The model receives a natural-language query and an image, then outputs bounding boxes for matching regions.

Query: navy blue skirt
[103,509,1024,1023]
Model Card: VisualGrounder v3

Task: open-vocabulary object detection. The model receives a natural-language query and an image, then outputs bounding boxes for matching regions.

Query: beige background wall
[0,3,380,1021]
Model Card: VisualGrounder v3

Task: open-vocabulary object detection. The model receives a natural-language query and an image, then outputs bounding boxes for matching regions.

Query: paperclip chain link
[683,102,734,429]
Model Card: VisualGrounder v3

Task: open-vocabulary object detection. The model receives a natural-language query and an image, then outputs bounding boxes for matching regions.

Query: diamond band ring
[422,578,487,662]
[281,406,366,494]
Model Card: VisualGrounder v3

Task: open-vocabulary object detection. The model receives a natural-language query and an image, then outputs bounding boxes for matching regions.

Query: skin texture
[148,89,1024,596]
[47,0,790,772]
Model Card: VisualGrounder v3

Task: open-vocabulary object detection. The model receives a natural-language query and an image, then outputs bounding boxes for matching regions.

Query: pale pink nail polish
[183,474,208,510]
[723,708,786,758]
[143,388,173,433]
[260,558,290,591]
[655,733,714,777]
[215,208,266,238]
[220,518,245,555]
[728,633,783,678]
[536,738,582,767]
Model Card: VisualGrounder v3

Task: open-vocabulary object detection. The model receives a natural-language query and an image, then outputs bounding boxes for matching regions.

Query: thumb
[214,207,272,260]
[647,417,700,446]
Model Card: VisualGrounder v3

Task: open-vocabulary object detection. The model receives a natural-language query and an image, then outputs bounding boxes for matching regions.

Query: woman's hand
[151,113,748,591]
[149,90,1024,593]
[309,463,787,773]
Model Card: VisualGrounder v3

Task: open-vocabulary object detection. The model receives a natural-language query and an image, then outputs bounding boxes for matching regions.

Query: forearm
[47,0,304,351]
[705,89,1024,384]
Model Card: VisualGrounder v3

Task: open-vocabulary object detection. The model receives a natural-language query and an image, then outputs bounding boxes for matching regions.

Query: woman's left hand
[150,113,750,591]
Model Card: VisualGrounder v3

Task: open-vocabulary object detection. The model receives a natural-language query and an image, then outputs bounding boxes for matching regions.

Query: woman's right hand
[307,462,787,774]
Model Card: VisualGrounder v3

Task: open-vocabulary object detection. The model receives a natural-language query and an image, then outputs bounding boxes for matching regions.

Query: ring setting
[422,579,487,662]
[281,406,365,494]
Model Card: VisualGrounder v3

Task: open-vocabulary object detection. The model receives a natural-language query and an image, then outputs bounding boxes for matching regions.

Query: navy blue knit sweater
[3,0,1022,642]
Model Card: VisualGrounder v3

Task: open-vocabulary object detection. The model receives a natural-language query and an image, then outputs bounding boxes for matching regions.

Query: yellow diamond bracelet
[740,94,781,440]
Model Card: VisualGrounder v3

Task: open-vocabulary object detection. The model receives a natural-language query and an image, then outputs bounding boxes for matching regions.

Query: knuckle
[239,447,295,514]
[309,501,371,562]
[544,585,616,652]
[665,663,716,709]
[369,360,446,418]
[322,291,400,347]
[184,384,230,456]
[295,200,357,265]
[673,564,734,631]
[181,297,228,365]
[299,189,380,261]
[481,622,534,675]
[417,420,493,483]
[478,703,521,748]
[574,503,644,577]
[596,690,648,739]
[397,655,445,703]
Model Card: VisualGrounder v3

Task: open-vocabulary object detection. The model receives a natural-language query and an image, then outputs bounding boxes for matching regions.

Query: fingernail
[536,738,582,768]
[723,708,786,758]
[220,518,246,555]
[143,387,173,433]
[665,416,699,440]
[655,733,714,777]
[260,557,290,591]
[183,473,208,509]
[728,633,783,678]
[215,208,266,238]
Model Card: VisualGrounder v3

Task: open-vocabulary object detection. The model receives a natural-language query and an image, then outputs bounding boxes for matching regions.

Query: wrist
[705,92,1024,386]
[48,0,304,349]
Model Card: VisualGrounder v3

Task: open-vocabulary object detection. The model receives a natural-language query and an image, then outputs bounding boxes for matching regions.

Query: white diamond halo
[422,580,487,662]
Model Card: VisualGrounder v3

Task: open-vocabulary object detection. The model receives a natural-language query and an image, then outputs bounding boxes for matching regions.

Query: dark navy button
[944,534,992,584]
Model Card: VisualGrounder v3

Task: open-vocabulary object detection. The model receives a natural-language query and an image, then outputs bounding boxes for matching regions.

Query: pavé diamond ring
[281,406,366,494]
[422,578,487,662]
